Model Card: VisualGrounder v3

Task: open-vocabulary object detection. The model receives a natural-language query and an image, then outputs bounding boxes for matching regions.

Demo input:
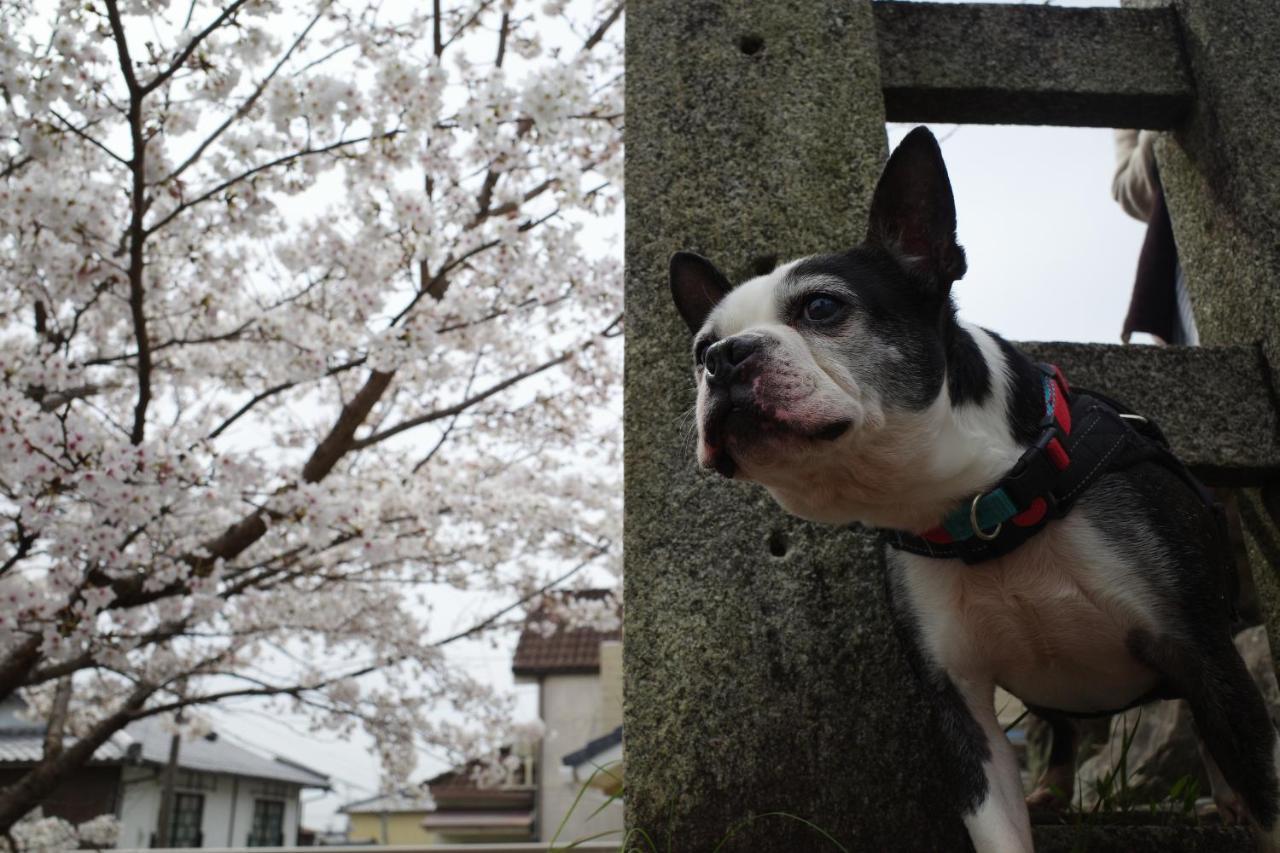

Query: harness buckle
[1009,422,1070,480]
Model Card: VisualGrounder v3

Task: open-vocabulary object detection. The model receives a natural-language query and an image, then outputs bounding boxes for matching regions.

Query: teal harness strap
[939,488,1019,541]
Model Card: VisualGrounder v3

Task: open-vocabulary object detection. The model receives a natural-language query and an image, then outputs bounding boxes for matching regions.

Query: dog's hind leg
[1024,709,1076,812]
[1130,628,1280,849]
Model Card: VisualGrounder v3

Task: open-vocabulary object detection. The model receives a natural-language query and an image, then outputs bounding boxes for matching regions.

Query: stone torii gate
[624,0,1280,850]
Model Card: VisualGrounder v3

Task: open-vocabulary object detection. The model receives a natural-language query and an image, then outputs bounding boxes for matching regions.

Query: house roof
[0,734,131,764]
[424,754,535,808]
[339,790,437,815]
[126,718,330,788]
[561,725,622,769]
[0,698,328,788]
[511,589,621,677]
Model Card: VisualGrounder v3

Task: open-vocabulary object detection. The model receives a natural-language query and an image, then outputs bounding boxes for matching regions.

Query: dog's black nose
[704,336,759,386]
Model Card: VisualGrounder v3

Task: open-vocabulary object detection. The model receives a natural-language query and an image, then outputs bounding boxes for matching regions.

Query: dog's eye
[694,339,713,365]
[803,295,842,323]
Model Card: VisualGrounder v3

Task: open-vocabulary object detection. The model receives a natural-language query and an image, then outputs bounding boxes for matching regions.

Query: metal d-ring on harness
[883,363,1225,565]
[969,493,1001,541]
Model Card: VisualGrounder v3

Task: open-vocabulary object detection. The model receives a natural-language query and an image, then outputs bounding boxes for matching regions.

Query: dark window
[169,792,204,848]
[247,799,285,847]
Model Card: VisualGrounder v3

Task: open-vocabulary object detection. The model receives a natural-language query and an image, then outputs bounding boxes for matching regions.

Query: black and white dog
[669,127,1280,852]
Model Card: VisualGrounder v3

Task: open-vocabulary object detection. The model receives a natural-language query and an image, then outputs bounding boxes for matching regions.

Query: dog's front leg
[946,673,1035,853]
[889,568,1034,852]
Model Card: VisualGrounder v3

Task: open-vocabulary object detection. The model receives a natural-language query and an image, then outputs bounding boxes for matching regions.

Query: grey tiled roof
[0,733,130,764]
[0,698,328,788]
[126,718,330,788]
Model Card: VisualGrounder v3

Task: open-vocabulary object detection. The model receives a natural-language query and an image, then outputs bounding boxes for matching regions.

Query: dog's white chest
[893,514,1162,714]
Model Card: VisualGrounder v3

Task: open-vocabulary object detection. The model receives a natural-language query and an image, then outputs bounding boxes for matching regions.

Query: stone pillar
[624,2,967,848]
[1126,0,1280,681]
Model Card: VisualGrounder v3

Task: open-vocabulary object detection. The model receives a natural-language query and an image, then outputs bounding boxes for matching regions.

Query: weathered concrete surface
[876,2,1191,128]
[1018,342,1280,486]
[1032,821,1253,852]
[1123,0,1280,697]
[625,1,968,849]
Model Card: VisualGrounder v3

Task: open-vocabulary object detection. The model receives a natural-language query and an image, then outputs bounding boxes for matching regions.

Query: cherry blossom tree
[0,0,622,832]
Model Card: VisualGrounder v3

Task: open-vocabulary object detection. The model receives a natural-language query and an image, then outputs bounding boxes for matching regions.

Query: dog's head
[670,127,972,526]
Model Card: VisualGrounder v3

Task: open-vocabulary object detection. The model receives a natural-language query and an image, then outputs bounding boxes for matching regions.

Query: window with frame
[247,799,285,847]
[168,792,204,848]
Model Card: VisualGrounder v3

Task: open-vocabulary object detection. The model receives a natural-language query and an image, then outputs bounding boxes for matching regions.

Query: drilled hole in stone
[750,254,778,276]
[767,530,788,558]
[738,34,765,55]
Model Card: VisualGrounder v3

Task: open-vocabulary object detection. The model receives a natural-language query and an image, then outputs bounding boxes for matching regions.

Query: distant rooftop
[0,697,328,788]
[511,589,621,677]
[339,790,437,815]
[562,725,623,769]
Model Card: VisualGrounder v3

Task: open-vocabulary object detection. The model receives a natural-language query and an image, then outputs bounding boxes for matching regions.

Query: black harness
[883,364,1220,565]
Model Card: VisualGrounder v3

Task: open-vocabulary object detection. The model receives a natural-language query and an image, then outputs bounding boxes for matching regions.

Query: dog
[668,126,1280,852]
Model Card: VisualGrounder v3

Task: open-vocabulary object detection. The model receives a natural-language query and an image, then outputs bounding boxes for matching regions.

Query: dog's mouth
[702,394,851,478]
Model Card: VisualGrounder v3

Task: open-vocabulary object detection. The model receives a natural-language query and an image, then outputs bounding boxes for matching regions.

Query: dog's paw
[1024,784,1071,813]
[1025,766,1073,813]
[1205,789,1247,826]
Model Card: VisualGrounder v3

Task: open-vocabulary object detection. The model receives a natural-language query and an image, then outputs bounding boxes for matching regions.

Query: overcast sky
[206,0,1158,833]
[892,120,1148,344]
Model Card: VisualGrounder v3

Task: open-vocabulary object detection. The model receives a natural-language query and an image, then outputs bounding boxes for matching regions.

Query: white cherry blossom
[0,0,622,832]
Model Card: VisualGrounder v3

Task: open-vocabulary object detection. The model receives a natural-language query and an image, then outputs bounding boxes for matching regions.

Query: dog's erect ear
[670,251,732,334]
[865,126,967,293]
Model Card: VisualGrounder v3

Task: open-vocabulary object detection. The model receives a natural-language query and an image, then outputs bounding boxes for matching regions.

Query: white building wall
[115,767,302,848]
[536,674,624,845]
[117,767,161,850]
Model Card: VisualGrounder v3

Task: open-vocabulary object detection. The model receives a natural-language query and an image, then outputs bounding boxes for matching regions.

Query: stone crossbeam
[1020,342,1280,486]
[875,2,1192,128]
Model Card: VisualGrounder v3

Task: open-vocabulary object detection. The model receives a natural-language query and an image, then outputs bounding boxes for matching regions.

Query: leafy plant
[544,762,850,853]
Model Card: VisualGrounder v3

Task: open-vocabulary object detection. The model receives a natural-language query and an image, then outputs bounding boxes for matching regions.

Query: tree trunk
[40,678,72,760]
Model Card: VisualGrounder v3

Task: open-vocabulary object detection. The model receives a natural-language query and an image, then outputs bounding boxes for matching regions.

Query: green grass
[545,761,849,853]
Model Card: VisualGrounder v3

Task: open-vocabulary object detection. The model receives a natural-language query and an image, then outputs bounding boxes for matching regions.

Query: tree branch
[355,308,618,453]
[0,682,153,831]
[82,319,256,366]
[582,1,624,52]
[350,352,570,451]
[40,678,73,760]
[104,0,153,445]
[428,547,608,647]
[0,523,35,574]
[1,155,33,180]
[103,0,140,95]
[495,11,510,68]
[301,370,394,482]
[48,110,130,167]
[205,356,366,441]
[162,2,332,184]
[432,0,443,57]
[439,0,499,54]
[141,0,255,96]
[146,131,402,235]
